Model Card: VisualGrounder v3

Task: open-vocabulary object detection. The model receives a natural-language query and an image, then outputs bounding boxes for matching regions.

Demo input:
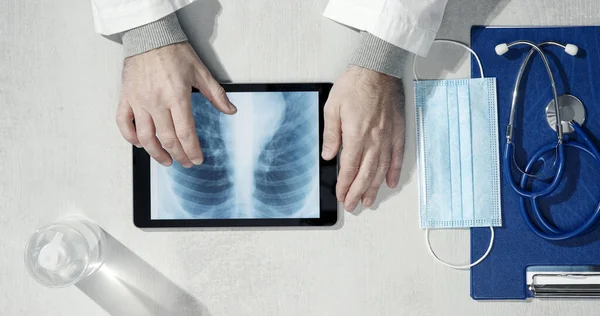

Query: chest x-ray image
[151,91,320,219]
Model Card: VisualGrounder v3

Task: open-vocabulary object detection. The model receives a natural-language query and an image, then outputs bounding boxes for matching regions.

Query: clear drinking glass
[24,216,106,287]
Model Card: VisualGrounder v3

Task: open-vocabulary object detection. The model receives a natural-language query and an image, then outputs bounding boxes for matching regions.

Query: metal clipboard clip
[527,266,600,298]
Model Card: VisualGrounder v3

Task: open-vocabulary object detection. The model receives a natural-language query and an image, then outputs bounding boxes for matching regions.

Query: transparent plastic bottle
[24,216,106,287]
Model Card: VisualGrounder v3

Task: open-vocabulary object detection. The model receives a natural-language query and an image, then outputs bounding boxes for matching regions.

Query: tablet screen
[151,91,320,220]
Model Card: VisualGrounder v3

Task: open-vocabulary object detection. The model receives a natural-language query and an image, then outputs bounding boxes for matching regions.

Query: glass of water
[24,216,106,287]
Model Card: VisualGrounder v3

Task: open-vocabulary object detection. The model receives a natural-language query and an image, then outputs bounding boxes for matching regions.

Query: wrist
[121,13,188,58]
[348,65,402,87]
[346,65,404,110]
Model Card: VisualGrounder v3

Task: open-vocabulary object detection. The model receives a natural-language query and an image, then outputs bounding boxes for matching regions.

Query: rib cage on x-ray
[154,91,320,219]
[253,93,318,216]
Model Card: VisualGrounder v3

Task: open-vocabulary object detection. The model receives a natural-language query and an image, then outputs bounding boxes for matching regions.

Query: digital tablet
[133,83,338,227]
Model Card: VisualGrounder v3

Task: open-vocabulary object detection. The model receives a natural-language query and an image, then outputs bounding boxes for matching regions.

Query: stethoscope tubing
[517,122,600,241]
[503,141,565,198]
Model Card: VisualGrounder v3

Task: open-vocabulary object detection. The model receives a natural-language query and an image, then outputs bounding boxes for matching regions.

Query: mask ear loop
[413,39,485,80]
[425,227,495,270]
[414,39,494,269]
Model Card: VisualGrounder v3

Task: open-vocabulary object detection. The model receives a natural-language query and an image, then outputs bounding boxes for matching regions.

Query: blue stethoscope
[496,40,600,241]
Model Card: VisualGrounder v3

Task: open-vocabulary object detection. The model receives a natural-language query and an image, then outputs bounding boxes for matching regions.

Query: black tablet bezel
[133,83,337,228]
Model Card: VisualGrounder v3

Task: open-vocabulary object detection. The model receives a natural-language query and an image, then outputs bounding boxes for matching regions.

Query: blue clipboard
[469,26,600,300]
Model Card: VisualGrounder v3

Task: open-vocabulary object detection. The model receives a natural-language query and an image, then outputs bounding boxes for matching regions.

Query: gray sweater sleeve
[350,32,409,79]
[121,15,408,79]
[121,13,188,58]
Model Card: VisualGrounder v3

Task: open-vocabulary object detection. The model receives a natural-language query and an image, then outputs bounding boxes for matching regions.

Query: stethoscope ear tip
[565,44,579,56]
[495,43,509,56]
[495,42,579,57]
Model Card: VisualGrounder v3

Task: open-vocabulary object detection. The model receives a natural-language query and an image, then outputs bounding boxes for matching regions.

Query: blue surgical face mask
[415,78,502,229]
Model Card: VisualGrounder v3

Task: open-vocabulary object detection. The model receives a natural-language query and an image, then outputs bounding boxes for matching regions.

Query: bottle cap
[37,232,68,271]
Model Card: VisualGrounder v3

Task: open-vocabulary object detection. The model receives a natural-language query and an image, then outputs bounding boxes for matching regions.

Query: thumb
[321,103,341,160]
[195,69,237,115]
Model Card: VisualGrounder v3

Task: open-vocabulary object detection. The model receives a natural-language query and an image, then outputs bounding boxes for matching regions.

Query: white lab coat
[91,0,447,56]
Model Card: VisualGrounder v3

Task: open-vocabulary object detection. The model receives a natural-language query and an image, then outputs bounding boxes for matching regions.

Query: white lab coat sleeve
[323,0,448,57]
[90,0,198,35]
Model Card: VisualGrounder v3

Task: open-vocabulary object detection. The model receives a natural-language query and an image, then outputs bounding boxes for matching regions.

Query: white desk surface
[2,0,600,315]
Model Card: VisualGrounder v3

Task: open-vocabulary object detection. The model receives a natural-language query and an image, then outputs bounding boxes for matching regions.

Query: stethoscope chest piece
[545,94,586,133]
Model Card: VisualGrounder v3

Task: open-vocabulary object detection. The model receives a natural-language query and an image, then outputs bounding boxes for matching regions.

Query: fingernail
[229,104,237,112]
[345,204,356,212]
[391,180,398,188]
[135,144,142,149]
[192,158,204,165]
[364,198,373,207]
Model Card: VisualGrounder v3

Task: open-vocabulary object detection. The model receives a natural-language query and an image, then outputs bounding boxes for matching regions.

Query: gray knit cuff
[350,32,409,79]
[122,13,188,58]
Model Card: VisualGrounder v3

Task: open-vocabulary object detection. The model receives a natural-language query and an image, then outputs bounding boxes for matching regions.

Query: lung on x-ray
[152,91,320,219]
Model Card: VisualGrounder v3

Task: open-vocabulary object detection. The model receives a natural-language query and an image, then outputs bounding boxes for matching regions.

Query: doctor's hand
[117,42,237,168]
[322,65,405,212]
